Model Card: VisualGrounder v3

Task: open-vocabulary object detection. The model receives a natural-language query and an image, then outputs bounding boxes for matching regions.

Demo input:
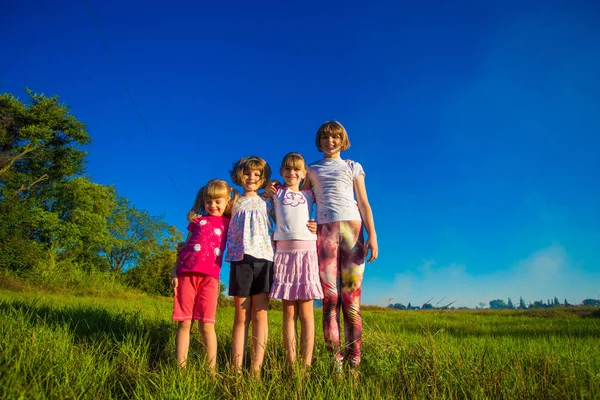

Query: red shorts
[172,274,219,323]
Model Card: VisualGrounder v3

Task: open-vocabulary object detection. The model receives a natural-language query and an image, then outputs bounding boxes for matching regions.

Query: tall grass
[1,288,599,399]
[0,266,139,298]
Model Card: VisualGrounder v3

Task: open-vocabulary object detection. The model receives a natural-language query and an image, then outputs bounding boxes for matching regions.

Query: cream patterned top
[225,195,275,262]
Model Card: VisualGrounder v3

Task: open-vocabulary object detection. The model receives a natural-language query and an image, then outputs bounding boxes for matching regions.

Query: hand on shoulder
[263,180,280,197]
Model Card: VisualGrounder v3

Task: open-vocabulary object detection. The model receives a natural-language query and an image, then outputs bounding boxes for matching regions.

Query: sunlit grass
[1,288,599,399]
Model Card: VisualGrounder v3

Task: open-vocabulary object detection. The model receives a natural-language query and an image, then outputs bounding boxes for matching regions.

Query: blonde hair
[187,179,239,221]
[315,120,351,152]
[280,152,307,172]
[229,156,271,189]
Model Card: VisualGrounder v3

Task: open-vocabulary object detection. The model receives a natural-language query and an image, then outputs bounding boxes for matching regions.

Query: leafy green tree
[388,303,406,310]
[124,248,178,296]
[532,300,547,308]
[28,177,116,270]
[489,299,507,309]
[582,299,600,307]
[125,245,226,298]
[217,281,229,305]
[1,90,182,293]
[507,297,514,309]
[0,195,44,271]
[519,297,526,310]
[0,90,89,197]
[107,196,180,273]
[1,90,92,273]
[553,297,560,306]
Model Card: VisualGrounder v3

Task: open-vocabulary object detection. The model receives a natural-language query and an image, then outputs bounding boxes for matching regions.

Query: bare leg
[298,299,315,367]
[250,292,270,376]
[198,321,217,373]
[282,300,298,365]
[175,320,193,368]
[231,296,251,372]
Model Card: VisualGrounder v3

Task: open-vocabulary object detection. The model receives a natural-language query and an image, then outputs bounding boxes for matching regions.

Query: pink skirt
[269,240,323,301]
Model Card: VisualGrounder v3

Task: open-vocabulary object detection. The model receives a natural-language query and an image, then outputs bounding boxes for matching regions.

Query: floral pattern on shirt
[176,215,229,279]
[225,195,275,262]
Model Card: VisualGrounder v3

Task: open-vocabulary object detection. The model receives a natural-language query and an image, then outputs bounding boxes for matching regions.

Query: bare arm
[172,231,192,296]
[354,175,378,262]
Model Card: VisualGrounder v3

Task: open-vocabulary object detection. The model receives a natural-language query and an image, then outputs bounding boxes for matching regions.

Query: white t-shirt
[308,158,364,224]
[272,185,317,241]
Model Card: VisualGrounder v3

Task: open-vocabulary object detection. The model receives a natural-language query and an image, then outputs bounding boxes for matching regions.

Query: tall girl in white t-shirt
[269,152,323,367]
[306,120,378,375]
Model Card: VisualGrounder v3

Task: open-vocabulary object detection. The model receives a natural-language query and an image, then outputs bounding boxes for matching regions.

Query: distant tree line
[387,296,600,310]
[387,302,424,310]
[0,90,182,296]
[488,297,600,309]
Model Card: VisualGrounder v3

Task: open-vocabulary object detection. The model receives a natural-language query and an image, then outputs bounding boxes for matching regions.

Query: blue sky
[2,0,599,307]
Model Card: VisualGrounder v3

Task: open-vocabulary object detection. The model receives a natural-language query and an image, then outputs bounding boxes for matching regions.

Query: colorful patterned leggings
[317,220,365,364]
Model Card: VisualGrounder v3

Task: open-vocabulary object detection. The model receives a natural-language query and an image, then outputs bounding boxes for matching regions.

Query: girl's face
[205,196,228,217]
[242,169,263,193]
[320,133,342,157]
[281,165,306,188]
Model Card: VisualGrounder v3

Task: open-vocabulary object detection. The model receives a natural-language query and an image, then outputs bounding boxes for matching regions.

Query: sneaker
[347,359,360,380]
[332,356,344,376]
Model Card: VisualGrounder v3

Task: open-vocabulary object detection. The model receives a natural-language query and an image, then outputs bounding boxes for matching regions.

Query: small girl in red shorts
[171,179,238,371]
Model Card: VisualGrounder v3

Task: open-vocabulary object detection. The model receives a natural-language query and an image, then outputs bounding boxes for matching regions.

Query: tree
[124,248,177,296]
[519,297,526,310]
[531,300,547,309]
[1,89,184,293]
[217,281,228,305]
[29,177,116,270]
[582,299,600,307]
[107,196,180,273]
[489,299,507,309]
[1,90,92,272]
[0,195,44,271]
[0,90,90,197]
[507,297,514,309]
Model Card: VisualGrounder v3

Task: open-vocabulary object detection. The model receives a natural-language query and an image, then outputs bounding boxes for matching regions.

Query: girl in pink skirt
[269,152,323,367]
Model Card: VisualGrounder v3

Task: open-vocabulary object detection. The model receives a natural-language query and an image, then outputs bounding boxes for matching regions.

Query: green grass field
[1,288,599,399]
